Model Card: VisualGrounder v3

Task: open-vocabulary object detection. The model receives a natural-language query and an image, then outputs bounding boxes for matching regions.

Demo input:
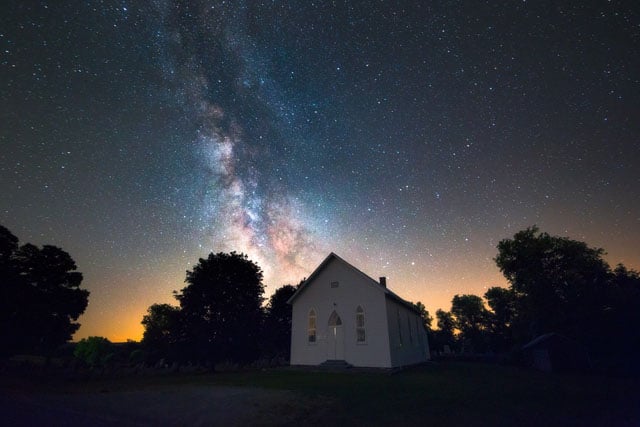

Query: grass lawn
[215,362,640,426]
[3,361,639,426]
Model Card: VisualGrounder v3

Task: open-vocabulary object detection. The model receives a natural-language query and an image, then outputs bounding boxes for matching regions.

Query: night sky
[2,1,638,341]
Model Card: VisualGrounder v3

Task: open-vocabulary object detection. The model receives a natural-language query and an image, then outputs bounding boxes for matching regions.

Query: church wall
[290,258,392,368]
[386,298,431,367]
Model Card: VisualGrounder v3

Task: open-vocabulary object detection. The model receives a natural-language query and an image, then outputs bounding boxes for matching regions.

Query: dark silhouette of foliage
[0,224,89,358]
[0,225,21,356]
[74,336,113,367]
[0,225,19,263]
[484,287,516,329]
[436,309,455,336]
[431,309,457,353]
[484,286,517,351]
[141,303,182,362]
[451,294,490,352]
[262,284,296,359]
[496,226,610,342]
[412,301,433,332]
[174,252,264,364]
[495,226,640,372]
[598,264,640,371]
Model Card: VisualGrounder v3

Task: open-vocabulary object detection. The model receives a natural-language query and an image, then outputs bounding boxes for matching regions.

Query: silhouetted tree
[495,226,640,372]
[495,226,610,343]
[412,301,433,332]
[431,309,457,353]
[599,264,640,370]
[0,225,19,269]
[436,309,455,337]
[0,224,89,358]
[0,225,21,356]
[74,336,113,367]
[262,284,297,359]
[484,286,517,351]
[141,303,182,362]
[174,252,264,364]
[451,294,490,352]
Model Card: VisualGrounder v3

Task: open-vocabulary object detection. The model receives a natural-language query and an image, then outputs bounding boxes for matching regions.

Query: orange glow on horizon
[72,229,639,343]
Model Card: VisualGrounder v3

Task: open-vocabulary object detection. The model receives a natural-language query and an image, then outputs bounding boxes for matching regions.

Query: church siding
[289,253,429,368]
[290,257,392,367]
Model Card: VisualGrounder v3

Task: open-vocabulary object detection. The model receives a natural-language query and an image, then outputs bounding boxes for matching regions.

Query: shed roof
[522,332,586,350]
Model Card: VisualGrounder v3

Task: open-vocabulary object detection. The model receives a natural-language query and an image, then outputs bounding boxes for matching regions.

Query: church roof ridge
[287,252,422,315]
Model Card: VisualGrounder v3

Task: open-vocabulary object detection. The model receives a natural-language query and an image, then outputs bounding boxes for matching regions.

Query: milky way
[1,1,638,340]
[157,1,325,285]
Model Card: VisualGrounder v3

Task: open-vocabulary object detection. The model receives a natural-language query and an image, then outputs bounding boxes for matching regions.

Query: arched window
[356,306,366,343]
[408,315,413,344]
[308,309,317,343]
[328,310,342,326]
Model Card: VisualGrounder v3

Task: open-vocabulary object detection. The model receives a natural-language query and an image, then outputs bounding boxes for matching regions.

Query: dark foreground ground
[1,362,639,426]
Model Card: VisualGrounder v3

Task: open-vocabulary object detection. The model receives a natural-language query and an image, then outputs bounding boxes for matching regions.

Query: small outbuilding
[287,252,430,368]
[522,332,591,372]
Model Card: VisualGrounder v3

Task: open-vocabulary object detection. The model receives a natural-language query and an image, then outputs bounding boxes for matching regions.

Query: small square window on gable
[330,281,339,288]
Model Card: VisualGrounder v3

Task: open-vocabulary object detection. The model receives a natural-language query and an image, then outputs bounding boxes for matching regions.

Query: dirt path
[1,385,331,426]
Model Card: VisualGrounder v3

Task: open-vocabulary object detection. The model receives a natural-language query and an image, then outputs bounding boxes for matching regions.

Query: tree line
[2,223,639,374]
[427,226,640,372]
[140,252,298,365]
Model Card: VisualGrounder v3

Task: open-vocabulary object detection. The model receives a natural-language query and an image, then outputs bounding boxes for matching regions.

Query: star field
[1,1,638,340]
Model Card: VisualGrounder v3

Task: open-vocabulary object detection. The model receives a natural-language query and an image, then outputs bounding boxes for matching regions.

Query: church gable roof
[287,252,422,315]
[286,252,377,304]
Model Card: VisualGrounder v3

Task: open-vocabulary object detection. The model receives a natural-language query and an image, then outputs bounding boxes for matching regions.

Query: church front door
[327,310,344,360]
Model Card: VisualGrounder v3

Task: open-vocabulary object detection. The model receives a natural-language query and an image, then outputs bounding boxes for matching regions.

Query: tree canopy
[262,284,297,359]
[428,226,640,373]
[450,294,490,352]
[492,226,640,370]
[173,251,265,363]
[0,224,89,357]
[74,336,113,367]
[412,301,433,331]
[430,309,457,352]
[483,286,517,351]
[496,226,612,341]
[141,303,182,362]
[141,263,300,364]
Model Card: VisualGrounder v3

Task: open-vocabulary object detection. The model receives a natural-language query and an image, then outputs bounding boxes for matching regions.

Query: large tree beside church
[173,252,265,363]
[262,284,297,359]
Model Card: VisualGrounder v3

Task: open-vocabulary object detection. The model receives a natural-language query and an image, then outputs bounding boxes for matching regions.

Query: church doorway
[327,310,344,360]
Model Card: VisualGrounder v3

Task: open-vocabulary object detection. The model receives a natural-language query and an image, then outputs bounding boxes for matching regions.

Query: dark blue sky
[1,1,638,340]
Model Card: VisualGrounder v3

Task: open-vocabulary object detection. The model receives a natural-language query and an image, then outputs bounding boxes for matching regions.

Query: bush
[74,336,113,367]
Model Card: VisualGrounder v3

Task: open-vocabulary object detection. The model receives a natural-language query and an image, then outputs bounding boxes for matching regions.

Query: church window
[408,315,413,344]
[308,309,317,343]
[356,306,366,343]
[328,310,342,326]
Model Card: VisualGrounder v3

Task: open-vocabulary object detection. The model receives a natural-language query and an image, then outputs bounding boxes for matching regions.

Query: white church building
[288,252,430,368]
